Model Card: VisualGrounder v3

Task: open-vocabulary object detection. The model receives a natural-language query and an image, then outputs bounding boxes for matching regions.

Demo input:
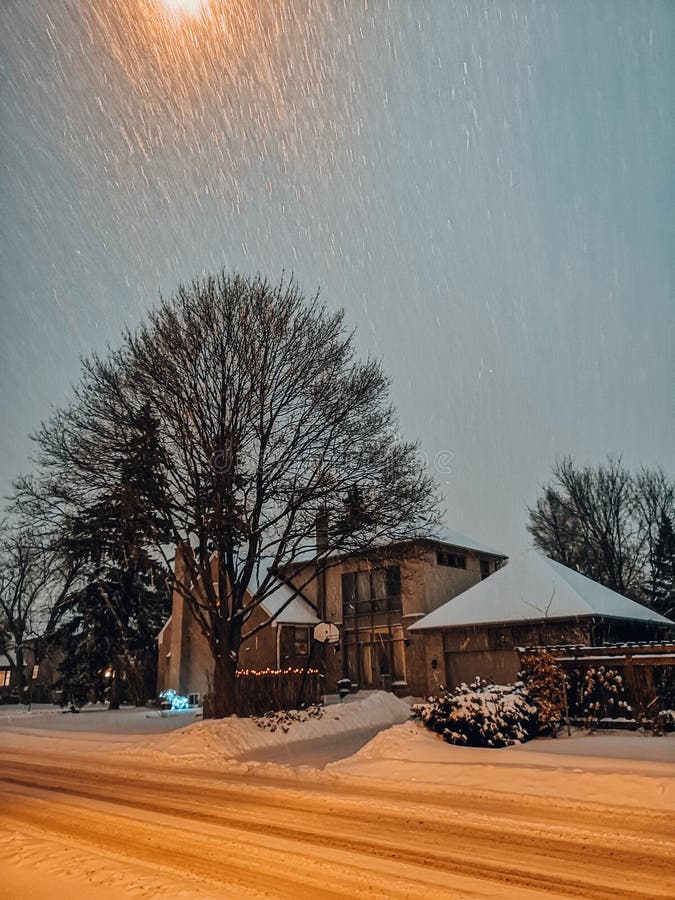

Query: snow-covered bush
[577,666,631,730]
[655,667,675,714]
[518,650,568,735]
[412,678,537,748]
[254,704,325,734]
[652,709,675,734]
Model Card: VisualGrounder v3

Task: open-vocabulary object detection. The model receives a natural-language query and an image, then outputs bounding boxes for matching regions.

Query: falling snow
[0,1,673,552]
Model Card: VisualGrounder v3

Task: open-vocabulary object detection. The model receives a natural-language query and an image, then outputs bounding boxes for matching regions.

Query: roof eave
[411,611,673,632]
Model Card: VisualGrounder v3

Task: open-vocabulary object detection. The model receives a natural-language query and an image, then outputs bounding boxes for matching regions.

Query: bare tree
[18,273,438,717]
[528,456,674,607]
[0,525,81,702]
[634,468,675,606]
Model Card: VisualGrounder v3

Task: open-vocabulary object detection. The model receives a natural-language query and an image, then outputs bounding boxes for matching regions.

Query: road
[1,746,674,899]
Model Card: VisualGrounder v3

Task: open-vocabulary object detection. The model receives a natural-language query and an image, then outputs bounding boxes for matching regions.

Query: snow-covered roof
[258,581,320,626]
[410,552,674,631]
[285,524,505,565]
[422,525,506,558]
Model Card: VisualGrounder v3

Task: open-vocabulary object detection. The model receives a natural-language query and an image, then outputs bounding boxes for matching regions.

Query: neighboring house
[409,551,675,689]
[0,655,12,695]
[158,526,507,702]
[0,644,63,703]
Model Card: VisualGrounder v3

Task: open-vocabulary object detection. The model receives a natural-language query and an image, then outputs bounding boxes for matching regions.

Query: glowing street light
[160,0,207,19]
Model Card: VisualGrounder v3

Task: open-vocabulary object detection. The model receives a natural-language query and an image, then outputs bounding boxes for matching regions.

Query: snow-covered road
[2,743,673,899]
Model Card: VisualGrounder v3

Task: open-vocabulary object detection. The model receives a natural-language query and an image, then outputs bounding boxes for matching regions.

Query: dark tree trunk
[108,668,121,710]
[212,651,238,719]
[14,645,28,703]
[124,656,146,707]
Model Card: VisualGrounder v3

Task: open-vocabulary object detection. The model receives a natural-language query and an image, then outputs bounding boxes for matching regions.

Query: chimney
[316,507,329,555]
[316,508,329,620]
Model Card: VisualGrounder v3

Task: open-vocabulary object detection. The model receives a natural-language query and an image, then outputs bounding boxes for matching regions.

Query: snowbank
[0,703,67,721]
[139,691,411,761]
[329,722,675,811]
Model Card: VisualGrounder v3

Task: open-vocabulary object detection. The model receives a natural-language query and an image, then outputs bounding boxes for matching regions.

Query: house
[157,526,508,702]
[0,644,63,704]
[0,655,12,696]
[278,525,507,697]
[409,551,675,690]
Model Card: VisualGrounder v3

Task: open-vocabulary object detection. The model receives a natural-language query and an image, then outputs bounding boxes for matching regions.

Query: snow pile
[330,722,675,811]
[413,678,537,748]
[140,690,410,761]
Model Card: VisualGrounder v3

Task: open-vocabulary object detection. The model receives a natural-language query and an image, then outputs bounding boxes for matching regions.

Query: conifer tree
[58,404,171,708]
[651,511,675,619]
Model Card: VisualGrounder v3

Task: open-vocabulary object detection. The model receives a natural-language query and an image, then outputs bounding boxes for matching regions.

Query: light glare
[161,0,206,18]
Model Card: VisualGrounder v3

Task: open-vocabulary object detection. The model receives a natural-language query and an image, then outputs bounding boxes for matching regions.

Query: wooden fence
[231,667,323,717]
[518,642,675,724]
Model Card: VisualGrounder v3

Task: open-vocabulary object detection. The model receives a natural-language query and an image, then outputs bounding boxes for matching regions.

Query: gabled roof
[245,569,320,626]
[258,581,321,626]
[410,551,674,631]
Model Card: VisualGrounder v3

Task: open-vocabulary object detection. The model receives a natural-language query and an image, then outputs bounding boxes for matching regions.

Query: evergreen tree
[651,511,675,619]
[58,404,171,708]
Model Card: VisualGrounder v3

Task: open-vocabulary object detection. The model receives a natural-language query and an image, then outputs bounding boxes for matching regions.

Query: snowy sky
[1,0,673,553]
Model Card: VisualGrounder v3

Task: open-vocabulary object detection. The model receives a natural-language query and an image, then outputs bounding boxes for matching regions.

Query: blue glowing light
[160,688,190,711]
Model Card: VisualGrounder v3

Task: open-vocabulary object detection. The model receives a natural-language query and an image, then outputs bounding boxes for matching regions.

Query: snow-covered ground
[1,693,674,898]
[329,720,675,812]
[142,690,411,762]
[0,692,410,762]
[0,702,202,734]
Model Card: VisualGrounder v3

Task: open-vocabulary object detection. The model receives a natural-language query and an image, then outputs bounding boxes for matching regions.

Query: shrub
[655,667,675,713]
[518,649,568,735]
[413,678,537,748]
[655,709,675,734]
[577,666,631,730]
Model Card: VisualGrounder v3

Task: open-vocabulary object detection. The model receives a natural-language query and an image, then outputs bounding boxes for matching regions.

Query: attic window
[436,551,466,569]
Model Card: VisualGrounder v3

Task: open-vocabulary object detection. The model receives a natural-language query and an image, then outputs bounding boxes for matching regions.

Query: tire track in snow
[2,756,673,899]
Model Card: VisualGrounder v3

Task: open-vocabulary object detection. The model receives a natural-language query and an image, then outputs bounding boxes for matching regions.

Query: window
[341,571,357,606]
[480,559,491,580]
[342,566,402,617]
[293,626,309,658]
[32,665,39,680]
[436,551,466,569]
[347,626,406,689]
[0,670,10,688]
